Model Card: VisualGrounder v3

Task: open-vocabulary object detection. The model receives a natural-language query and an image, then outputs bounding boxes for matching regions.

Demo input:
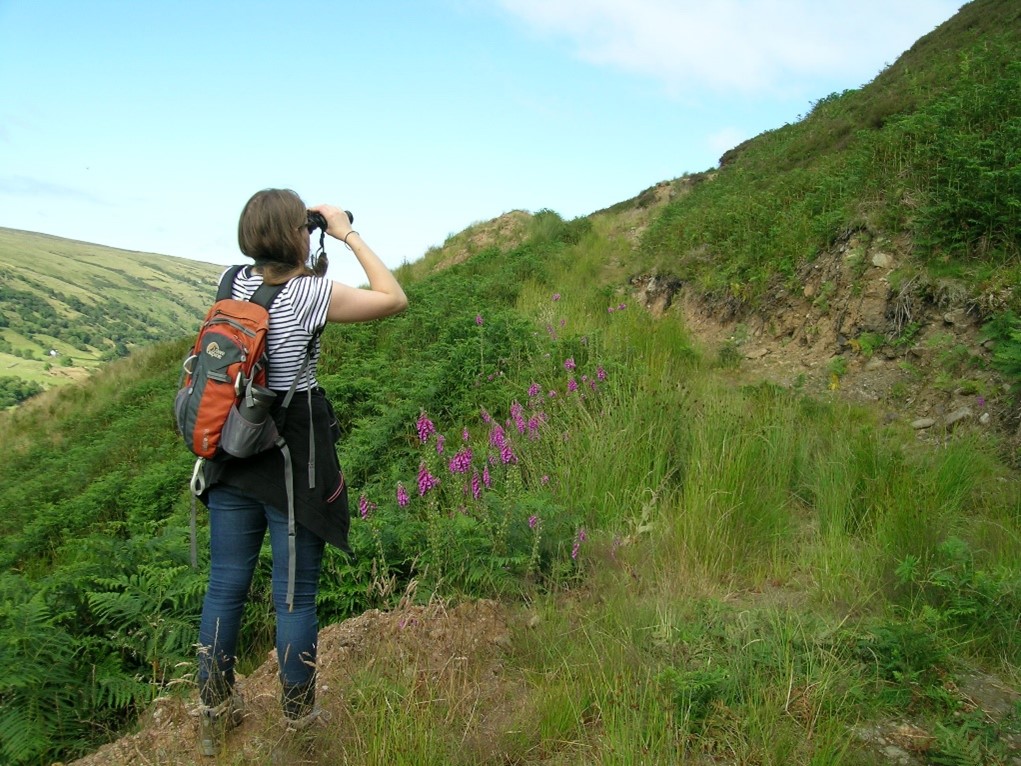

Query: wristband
[343,230,359,247]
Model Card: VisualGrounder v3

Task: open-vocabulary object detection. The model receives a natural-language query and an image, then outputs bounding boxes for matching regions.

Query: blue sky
[1,0,961,287]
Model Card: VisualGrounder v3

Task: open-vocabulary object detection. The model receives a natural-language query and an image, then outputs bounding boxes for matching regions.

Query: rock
[744,347,769,360]
[945,407,973,428]
[980,412,991,425]
[912,418,936,430]
[943,309,971,329]
[872,252,894,268]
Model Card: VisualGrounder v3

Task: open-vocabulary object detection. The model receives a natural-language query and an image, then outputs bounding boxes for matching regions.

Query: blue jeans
[197,485,324,703]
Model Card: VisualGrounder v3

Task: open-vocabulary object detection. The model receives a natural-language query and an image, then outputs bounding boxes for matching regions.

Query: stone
[871,252,893,268]
[943,309,971,329]
[912,418,936,430]
[944,407,973,428]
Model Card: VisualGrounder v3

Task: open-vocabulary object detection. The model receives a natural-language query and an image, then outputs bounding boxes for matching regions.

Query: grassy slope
[0,228,221,386]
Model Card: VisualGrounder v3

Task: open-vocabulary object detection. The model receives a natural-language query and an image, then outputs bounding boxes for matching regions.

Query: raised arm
[311,204,409,323]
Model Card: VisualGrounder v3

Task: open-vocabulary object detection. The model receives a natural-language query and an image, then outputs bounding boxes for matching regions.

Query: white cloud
[495,0,960,97]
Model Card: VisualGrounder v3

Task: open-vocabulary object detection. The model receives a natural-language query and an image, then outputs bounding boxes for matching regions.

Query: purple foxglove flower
[527,382,541,398]
[596,366,607,381]
[482,465,491,488]
[510,401,526,434]
[528,515,538,529]
[417,412,436,443]
[417,463,440,496]
[462,427,470,442]
[396,482,409,508]
[476,314,484,326]
[567,378,578,393]
[564,357,576,371]
[471,471,482,499]
[571,527,587,560]
[527,416,541,439]
[449,447,473,474]
[436,434,445,454]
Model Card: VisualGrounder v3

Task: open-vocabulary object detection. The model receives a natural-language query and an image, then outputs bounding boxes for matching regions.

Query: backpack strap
[215,265,245,301]
[218,265,287,310]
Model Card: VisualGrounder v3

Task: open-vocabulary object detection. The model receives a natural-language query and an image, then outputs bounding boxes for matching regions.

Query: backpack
[175,265,286,461]
[176,265,317,609]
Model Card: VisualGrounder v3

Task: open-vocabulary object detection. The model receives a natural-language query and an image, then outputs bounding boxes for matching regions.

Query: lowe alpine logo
[205,341,226,360]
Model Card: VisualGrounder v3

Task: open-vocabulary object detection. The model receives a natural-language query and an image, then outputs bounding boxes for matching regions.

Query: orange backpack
[174,266,283,460]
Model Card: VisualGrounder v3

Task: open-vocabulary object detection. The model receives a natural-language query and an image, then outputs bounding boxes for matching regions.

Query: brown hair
[237,189,311,283]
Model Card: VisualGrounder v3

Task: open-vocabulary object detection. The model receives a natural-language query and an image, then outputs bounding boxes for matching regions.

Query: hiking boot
[285,702,334,732]
[281,678,325,731]
[197,694,245,757]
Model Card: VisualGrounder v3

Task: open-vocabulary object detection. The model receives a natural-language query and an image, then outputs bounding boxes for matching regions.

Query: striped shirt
[220,266,333,391]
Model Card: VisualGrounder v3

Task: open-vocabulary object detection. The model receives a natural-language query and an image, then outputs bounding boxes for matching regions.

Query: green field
[0,228,221,395]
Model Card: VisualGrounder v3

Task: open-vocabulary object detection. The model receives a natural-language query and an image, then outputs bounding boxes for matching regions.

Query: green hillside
[0,228,222,403]
[2,1,1021,764]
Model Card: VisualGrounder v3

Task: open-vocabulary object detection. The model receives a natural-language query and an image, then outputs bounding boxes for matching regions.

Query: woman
[195,188,407,755]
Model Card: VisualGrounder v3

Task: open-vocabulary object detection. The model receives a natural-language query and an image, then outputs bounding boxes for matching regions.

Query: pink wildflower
[571,527,587,560]
[416,412,435,443]
[510,400,526,434]
[567,378,578,393]
[417,463,440,496]
[564,357,576,371]
[527,382,541,398]
[449,447,473,474]
[358,494,374,520]
[436,434,445,454]
[596,366,607,381]
[527,416,542,439]
[396,482,409,508]
[528,515,539,529]
[499,442,516,464]
[475,314,484,326]
[551,293,561,302]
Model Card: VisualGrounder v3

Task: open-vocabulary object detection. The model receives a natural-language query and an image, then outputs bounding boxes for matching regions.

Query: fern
[0,592,88,764]
[87,562,205,685]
